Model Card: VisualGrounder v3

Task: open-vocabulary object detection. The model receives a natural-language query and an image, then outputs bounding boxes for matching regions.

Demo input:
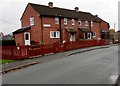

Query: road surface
[2,45,118,84]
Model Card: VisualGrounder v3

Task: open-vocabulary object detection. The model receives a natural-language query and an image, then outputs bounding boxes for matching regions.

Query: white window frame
[55,17,59,24]
[92,32,96,37]
[50,31,60,38]
[78,20,81,26]
[91,21,93,27]
[30,17,34,26]
[64,18,67,25]
[85,21,88,26]
[71,19,75,25]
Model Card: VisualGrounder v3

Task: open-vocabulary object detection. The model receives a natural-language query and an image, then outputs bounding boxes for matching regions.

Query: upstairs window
[64,18,67,25]
[91,21,93,27]
[85,21,88,26]
[50,31,60,38]
[71,19,75,25]
[78,20,81,26]
[30,17,34,26]
[55,17,59,24]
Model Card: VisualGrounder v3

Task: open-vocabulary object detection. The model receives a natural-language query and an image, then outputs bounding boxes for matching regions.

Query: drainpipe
[89,20,92,39]
[59,15,62,44]
[98,21,101,40]
[40,16,43,44]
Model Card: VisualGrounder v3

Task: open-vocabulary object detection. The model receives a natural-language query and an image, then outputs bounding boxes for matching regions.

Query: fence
[1,39,107,60]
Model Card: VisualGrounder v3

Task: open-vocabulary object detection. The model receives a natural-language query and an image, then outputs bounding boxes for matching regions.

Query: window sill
[30,25,34,26]
[51,38,59,39]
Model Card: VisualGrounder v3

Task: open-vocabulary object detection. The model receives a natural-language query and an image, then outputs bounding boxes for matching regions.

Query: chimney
[74,7,79,12]
[48,2,53,8]
[95,14,98,17]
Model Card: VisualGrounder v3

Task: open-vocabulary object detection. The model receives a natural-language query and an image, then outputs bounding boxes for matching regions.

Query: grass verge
[0,59,15,64]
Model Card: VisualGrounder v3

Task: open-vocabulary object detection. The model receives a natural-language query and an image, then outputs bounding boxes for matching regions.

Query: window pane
[85,21,88,26]
[78,20,81,26]
[50,32,54,38]
[50,31,60,38]
[54,32,56,37]
[56,31,60,38]
[55,17,59,24]
[30,17,34,26]
[91,21,93,27]
[25,33,29,40]
[72,19,75,25]
[92,32,96,37]
[52,32,54,37]
[64,18,67,25]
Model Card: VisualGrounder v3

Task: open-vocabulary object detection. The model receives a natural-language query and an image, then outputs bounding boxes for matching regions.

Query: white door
[70,34,75,42]
[24,32,30,45]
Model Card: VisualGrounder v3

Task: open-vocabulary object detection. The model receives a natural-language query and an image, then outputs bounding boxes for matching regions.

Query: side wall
[14,33,24,46]
[92,22,101,39]
[21,4,41,44]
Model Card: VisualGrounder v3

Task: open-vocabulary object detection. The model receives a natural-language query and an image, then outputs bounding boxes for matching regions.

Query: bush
[0,40,16,46]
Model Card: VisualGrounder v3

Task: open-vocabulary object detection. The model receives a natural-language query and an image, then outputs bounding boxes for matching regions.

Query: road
[2,45,118,84]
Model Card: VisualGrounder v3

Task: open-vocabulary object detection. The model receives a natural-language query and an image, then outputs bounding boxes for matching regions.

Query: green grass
[0,59,15,64]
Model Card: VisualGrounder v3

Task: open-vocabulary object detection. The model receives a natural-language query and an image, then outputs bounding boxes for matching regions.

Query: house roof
[79,28,92,32]
[29,3,102,22]
[66,27,77,34]
[13,26,31,34]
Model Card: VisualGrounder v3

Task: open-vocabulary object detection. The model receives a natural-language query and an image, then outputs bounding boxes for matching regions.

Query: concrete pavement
[1,44,116,74]
[2,45,118,84]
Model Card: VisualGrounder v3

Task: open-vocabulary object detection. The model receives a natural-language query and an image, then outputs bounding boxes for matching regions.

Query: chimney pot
[74,7,79,12]
[95,14,98,17]
[48,2,53,8]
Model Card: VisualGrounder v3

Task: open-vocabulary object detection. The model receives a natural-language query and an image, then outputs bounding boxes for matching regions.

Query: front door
[24,32,30,45]
[70,34,75,42]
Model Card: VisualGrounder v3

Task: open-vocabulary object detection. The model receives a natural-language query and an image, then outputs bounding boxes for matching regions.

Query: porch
[79,28,93,40]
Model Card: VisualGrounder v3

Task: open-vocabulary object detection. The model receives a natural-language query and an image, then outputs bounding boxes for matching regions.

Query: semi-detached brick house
[13,2,109,46]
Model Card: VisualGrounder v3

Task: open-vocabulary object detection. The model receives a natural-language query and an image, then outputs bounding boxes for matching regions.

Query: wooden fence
[1,39,107,60]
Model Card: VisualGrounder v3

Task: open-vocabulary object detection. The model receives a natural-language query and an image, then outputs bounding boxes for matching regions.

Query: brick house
[13,2,109,46]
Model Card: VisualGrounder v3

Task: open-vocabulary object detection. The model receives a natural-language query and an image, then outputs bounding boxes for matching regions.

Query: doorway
[70,34,75,42]
[24,32,30,45]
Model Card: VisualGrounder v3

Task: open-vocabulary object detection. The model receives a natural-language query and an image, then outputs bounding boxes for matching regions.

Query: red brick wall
[21,4,41,44]
[14,33,24,46]
[42,17,60,44]
[101,21,109,30]
[92,22,101,39]
[42,17,81,44]
[78,20,93,39]
[61,18,79,41]
[14,3,107,45]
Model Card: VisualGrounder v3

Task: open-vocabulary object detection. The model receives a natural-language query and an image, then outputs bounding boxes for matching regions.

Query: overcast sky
[0,0,119,35]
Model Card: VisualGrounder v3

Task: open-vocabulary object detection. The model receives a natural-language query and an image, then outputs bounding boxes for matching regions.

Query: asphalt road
[2,45,118,84]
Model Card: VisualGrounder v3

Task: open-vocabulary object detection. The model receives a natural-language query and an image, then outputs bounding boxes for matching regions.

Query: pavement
[1,44,117,74]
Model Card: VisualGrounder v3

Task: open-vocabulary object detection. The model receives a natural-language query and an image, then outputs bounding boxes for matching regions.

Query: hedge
[0,40,16,46]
